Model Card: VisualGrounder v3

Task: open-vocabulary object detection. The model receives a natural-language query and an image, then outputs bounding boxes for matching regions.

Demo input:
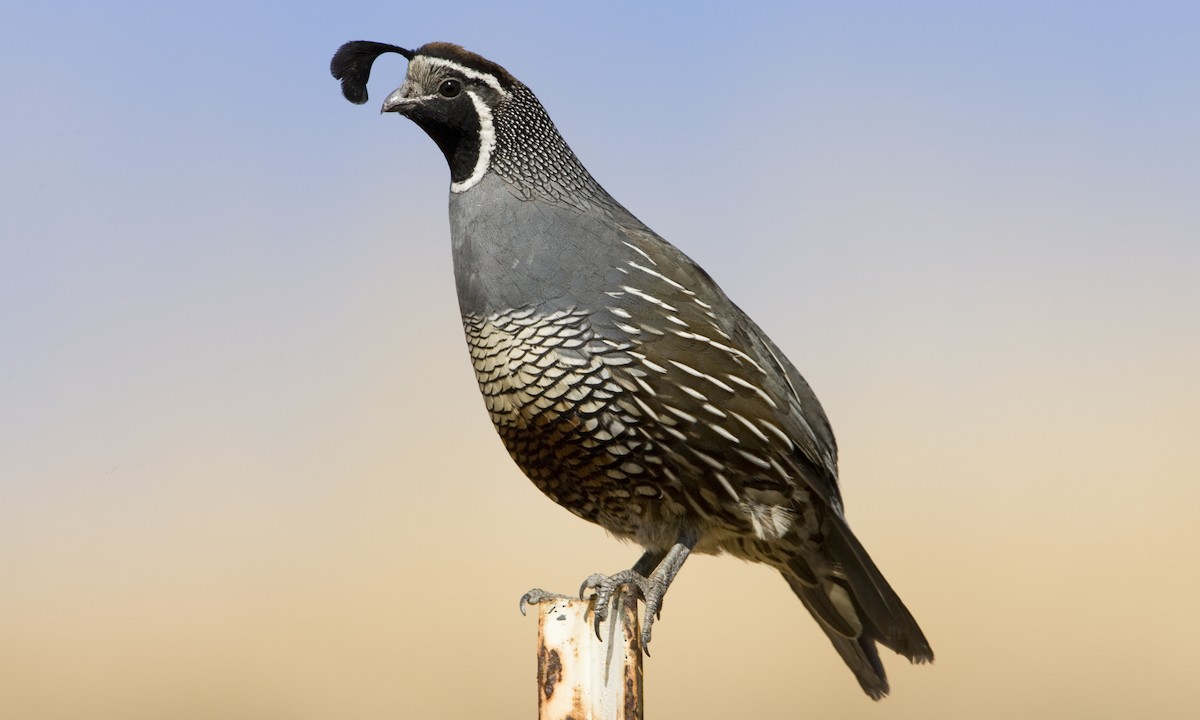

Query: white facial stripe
[422,57,509,96]
[450,90,495,193]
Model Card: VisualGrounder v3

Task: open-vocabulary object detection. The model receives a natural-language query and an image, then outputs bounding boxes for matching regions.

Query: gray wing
[591,222,844,516]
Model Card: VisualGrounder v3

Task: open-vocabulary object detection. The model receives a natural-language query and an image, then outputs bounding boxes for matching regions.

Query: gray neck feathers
[451,86,650,316]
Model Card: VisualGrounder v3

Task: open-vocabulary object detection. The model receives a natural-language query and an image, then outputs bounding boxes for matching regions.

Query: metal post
[535,594,642,719]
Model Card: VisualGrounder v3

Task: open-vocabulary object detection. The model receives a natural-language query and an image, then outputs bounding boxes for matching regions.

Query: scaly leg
[580,537,696,649]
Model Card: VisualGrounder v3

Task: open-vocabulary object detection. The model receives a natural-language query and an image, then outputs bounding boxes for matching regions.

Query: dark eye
[438,79,462,98]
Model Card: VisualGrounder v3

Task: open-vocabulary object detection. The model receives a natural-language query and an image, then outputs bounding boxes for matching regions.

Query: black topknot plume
[331,41,413,104]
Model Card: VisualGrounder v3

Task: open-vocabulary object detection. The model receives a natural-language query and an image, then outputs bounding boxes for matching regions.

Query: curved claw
[593,602,605,639]
[640,605,658,651]
[579,573,608,600]
[577,569,657,642]
[519,588,569,616]
[584,574,616,640]
[576,540,695,651]
[524,562,677,652]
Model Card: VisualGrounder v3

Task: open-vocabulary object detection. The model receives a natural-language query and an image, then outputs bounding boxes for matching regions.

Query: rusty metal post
[536,594,642,719]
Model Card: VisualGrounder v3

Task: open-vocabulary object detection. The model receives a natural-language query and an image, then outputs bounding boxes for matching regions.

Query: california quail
[331,40,933,699]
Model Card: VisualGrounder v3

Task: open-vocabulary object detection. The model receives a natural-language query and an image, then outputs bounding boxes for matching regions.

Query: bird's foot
[579,570,665,651]
[518,588,573,616]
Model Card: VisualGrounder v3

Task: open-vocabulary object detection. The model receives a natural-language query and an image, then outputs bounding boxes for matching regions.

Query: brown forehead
[413,42,518,88]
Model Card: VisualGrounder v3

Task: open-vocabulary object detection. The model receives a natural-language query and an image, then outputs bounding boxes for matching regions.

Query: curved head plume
[330,41,414,104]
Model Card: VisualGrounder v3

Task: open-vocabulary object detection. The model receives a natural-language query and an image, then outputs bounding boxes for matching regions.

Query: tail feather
[782,514,933,699]
[822,514,933,663]
[784,572,890,700]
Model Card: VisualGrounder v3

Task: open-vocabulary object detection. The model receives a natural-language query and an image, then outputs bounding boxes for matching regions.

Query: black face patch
[332,41,515,188]
[405,87,484,186]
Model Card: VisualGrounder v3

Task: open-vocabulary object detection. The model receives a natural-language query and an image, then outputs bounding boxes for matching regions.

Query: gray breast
[448,172,632,317]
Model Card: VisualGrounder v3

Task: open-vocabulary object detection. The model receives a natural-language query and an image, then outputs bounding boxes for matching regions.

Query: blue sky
[3,2,1199,718]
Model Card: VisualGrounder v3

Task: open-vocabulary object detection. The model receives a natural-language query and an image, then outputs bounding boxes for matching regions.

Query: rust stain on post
[541,647,562,700]
[535,594,642,720]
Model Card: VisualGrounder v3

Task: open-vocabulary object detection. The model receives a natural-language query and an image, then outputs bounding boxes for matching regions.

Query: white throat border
[450,90,495,193]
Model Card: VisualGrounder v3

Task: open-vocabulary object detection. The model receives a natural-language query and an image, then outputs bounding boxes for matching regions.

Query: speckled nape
[489,86,611,212]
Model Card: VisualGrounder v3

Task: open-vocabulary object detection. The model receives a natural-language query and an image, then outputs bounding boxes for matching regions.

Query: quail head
[331,40,933,699]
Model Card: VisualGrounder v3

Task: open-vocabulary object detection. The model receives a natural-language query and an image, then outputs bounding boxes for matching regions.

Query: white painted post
[535,594,642,720]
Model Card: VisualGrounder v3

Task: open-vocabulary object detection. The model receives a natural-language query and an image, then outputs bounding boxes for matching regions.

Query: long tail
[782,514,933,699]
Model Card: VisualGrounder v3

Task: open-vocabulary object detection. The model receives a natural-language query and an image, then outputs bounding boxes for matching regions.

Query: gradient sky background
[3,2,1198,718]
